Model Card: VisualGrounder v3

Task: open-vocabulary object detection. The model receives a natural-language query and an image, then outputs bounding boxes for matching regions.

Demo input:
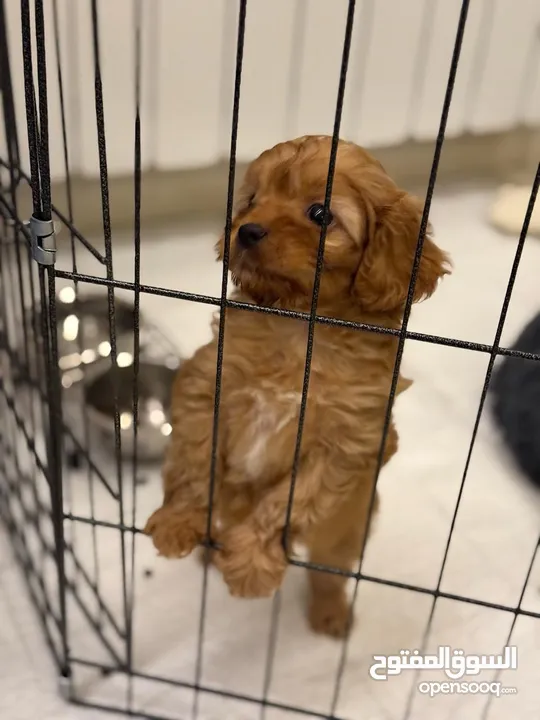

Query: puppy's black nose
[237,223,267,248]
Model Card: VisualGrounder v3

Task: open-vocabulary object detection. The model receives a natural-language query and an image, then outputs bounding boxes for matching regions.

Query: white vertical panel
[46,0,83,182]
[5,1,30,177]
[72,0,163,176]
[352,0,428,147]
[235,0,298,161]
[76,0,135,177]
[412,0,486,141]
[40,0,69,181]
[469,0,540,133]
[216,0,240,159]
[341,0,375,143]
[294,0,350,138]
[3,1,76,182]
[61,0,83,176]
[523,44,540,126]
[153,0,226,170]
[139,0,160,169]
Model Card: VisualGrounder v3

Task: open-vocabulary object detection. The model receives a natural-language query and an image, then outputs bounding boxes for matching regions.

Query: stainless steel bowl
[54,294,138,388]
[17,293,139,389]
[84,361,178,462]
[16,291,182,464]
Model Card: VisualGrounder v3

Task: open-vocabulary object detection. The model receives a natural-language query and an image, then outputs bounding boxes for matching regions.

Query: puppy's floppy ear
[353,192,450,312]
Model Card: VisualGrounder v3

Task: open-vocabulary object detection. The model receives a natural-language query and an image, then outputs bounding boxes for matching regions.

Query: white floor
[2,186,540,720]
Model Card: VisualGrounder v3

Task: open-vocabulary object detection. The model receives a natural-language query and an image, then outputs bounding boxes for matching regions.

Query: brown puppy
[145,136,450,638]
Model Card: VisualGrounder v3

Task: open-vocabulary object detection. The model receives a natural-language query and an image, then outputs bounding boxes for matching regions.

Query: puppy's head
[217,136,450,312]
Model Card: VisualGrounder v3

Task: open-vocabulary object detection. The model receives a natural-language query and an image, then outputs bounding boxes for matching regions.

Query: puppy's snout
[237,223,267,249]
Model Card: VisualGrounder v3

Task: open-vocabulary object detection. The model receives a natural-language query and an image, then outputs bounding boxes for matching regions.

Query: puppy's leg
[216,420,399,601]
[306,490,379,639]
[144,345,223,559]
[197,487,254,568]
[305,424,396,638]
[216,450,358,599]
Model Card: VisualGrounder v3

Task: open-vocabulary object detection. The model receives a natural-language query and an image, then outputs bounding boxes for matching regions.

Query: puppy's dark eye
[247,194,256,208]
[307,203,333,227]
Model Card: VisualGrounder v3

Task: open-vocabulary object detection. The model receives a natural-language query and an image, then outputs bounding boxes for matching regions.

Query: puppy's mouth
[229,249,310,309]
[229,243,265,280]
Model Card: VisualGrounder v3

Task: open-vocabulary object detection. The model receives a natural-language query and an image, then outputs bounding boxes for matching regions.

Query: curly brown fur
[145,136,450,638]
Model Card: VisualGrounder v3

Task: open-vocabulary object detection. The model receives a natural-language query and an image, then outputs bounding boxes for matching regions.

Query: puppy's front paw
[144,506,207,559]
[308,591,354,639]
[216,524,287,598]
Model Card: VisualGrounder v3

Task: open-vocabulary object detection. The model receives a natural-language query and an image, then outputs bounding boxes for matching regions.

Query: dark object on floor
[491,312,540,488]
[143,568,154,579]
[66,450,82,470]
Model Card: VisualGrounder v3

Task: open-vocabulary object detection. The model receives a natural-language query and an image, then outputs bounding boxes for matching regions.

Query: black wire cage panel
[1,1,540,719]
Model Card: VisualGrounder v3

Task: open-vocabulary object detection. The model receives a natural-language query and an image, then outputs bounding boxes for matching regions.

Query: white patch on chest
[242,390,301,479]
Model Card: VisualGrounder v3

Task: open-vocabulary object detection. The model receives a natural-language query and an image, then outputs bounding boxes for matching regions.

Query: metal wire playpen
[0,1,539,719]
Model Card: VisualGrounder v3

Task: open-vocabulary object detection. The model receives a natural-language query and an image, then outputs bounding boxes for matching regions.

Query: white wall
[4,0,540,181]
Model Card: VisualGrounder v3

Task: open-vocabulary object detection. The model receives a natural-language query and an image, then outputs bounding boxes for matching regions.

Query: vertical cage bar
[259,589,282,720]
[89,0,130,664]
[20,0,70,679]
[260,1,357,713]
[329,0,471,715]
[42,263,68,671]
[283,0,357,552]
[51,0,103,629]
[192,2,248,718]
[33,0,51,216]
[127,0,143,711]
[1,0,46,580]
[20,0,41,211]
